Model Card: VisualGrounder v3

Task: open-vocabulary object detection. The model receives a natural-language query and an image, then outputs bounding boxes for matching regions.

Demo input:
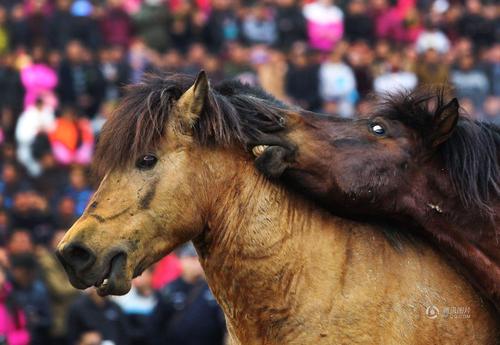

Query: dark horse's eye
[136,154,158,170]
[370,123,386,136]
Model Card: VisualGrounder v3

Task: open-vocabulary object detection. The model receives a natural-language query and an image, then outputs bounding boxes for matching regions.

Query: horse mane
[374,88,500,215]
[93,73,288,176]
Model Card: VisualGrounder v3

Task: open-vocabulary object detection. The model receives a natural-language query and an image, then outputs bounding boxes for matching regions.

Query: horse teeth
[252,145,268,157]
[100,278,109,288]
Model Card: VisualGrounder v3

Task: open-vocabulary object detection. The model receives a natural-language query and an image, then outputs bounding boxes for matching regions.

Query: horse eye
[371,124,386,136]
[136,154,158,170]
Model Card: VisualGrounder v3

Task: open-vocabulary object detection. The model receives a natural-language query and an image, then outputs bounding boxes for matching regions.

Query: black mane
[94,73,288,175]
[375,88,500,214]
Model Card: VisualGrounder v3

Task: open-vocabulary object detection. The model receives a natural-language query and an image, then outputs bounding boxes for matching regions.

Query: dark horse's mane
[95,74,500,216]
[374,88,500,215]
[94,73,288,176]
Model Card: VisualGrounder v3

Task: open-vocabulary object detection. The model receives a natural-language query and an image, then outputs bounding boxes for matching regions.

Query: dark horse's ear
[177,70,209,127]
[430,98,459,148]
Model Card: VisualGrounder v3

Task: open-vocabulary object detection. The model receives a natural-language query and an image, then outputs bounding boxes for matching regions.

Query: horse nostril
[60,242,96,272]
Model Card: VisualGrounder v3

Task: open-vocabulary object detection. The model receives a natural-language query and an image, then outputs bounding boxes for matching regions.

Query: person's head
[1,141,16,161]
[348,0,366,15]
[58,196,76,218]
[39,152,56,169]
[187,43,207,66]
[60,105,78,119]
[2,162,19,185]
[458,54,475,71]
[10,253,37,288]
[459,97,476,119]
[374,40,391,59]
[132,268,153,296]
[56,0,71,11]
[0,208,9,228]
[34,96,44,109]
[423,48,440,64]
[0,264,6,288]
[177,243,204,283]
[70,167,88,190]
[32,45,47,64]
[482,96,499,119]
[7,229,34,254]
[51,229,67,251]
[465,0,481,14]
[77,330,102,345]
[10,4,25,21]
[66,40,84,63]
[106,0,123,9]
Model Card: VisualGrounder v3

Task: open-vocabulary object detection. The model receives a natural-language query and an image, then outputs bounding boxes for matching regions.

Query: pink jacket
[21,63,58,109]
[0,284,30,345]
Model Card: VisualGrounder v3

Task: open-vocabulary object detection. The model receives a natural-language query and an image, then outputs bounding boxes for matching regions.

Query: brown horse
[250,89,500,311]
[57,73,499,344]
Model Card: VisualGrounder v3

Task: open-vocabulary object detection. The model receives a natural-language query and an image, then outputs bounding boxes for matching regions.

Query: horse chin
[95,253,132,296]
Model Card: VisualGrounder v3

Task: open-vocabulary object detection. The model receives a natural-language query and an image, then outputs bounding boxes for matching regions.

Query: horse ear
[430,98,459,148]
[177,71,209,126]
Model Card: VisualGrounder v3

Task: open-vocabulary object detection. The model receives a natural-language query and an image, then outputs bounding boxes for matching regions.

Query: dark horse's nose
[57,242,96,273]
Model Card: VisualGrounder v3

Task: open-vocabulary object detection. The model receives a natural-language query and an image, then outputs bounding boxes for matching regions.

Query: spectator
[6,230,34,255]
[0,208,9,246]
[241,3,277,46]
[65,167,93,216]
[99,0,133,48]
[415,48,449,86]
[49,106,94,166]
[57,40,105,117]
[15,98,55,176]
[274,0,306,50]
[76,330,102,345]
[285,42,321,111]
[54,197,77,229]
[0,265,30,345]
[303,0,344,52]
[46,0,79,51]
[0,163,29,210]
[113,269,158,345]
[415,18,450,54]
[374,51,417,95]
[204,0,239,53]
[9,190,54,243]
[66,288,130,345]
[451,54,490,109]
[8,5,30,49]
[319,42,357,117]
[483,96,500,125]
[20,46,58,110]
[344,0,374,44]
[9,253,52,345]
[151,244,225,345]
[132,0,170,53]
[458,0,490,48]
[36,230,79,344]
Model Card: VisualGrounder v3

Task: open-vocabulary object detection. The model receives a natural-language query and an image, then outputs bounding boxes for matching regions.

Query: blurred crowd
[0,0,498,343]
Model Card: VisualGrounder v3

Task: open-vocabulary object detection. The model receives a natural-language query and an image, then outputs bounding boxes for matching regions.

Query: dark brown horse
[250,89,500,310]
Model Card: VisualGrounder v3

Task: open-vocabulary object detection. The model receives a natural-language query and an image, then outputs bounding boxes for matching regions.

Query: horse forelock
[374,87,500,215]
[92,73,289,177]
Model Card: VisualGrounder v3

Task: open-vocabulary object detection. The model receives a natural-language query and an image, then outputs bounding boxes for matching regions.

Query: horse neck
[194,148,351,341]
[405,163,500,307]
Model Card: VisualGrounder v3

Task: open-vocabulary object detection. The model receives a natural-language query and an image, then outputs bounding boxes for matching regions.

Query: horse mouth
[94,252,129,296]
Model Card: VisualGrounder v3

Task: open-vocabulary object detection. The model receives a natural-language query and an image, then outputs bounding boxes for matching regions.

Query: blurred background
[0,0,498,344]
